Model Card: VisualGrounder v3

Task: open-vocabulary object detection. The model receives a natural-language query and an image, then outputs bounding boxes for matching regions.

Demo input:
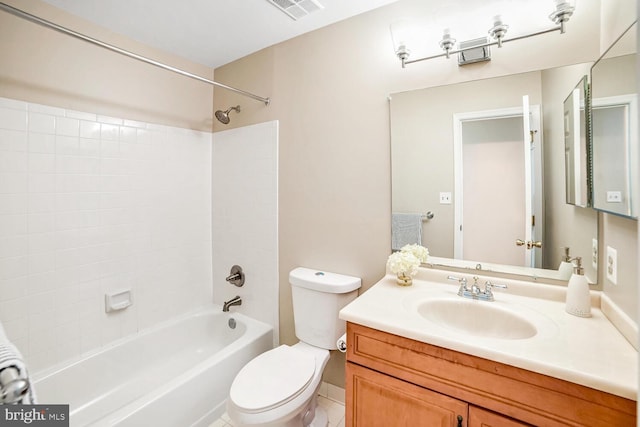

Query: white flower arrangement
[400,243,429,264]
[386,244,429,276]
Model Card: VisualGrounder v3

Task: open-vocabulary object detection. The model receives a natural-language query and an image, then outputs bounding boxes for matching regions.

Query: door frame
[452,105,543,267]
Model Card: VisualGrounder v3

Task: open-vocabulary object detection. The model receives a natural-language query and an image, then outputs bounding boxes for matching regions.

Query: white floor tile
[213,394,345,427]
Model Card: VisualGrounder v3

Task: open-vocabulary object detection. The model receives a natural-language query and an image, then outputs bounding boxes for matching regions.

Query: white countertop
[339,269,638,400]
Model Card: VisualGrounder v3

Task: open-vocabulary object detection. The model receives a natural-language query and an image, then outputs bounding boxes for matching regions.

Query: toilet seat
[229,345,316,414]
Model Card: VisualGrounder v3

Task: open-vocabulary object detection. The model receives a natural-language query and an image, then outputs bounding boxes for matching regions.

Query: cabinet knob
[457,414,463,427]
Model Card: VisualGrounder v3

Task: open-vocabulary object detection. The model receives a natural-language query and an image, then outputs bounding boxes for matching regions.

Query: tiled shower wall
[0,97,212,372]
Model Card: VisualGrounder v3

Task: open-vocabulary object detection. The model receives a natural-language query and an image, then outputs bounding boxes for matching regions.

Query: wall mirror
[390,63,599,283]
[591,22,638,219]
[563,75,590,208]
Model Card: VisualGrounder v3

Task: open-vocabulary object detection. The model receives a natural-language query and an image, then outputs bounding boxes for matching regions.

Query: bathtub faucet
[223,295,242,312]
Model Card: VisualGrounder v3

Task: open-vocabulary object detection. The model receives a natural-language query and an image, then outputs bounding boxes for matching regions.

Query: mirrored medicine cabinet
[590,22,638,219]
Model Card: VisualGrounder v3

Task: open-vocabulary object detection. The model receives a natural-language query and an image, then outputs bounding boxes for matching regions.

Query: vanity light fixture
[391,0,575,68]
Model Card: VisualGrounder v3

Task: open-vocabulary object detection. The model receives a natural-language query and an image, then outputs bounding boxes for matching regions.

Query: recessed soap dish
[105,289,132,313]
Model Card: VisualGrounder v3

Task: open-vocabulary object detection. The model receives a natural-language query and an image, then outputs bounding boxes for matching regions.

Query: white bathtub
[32,307,273,427]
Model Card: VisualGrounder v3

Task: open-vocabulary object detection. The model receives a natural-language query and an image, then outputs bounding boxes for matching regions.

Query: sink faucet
[223,295,242,312]
[447,276,507,301]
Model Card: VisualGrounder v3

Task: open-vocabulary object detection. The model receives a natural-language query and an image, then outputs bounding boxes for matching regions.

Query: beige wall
[0,0,214,130]
[213,0,630,386]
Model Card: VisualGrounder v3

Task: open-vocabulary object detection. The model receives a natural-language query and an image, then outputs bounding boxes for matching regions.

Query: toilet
[227,267,361,427]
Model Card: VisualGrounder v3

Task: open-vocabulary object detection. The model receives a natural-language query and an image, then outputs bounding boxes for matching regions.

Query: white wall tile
[0,97,27,110]
[0,214,27,237]
[55,135,80,155]
[29,153,55,174]
[100,124,120,141]
[28,133,55,154]
[56,117,80,137]
[28,103,65,117]
[66,110,96,122]
[80,121,101,139]
[28,173,56,193]
[0,256,27,280]
[0,129,27,152]
[27,232,56,254]
[0,172,27,193]
[0,236,28,258]
[97,115,123,126]
[0,98,213,371]
[28,113,55,134]
[0,297,29,322]
[0,276,28,303]
[0,108,27,131]
[212,121,279,344]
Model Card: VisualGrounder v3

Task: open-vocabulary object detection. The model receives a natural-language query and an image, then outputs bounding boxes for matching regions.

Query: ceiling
[40,0,400,69]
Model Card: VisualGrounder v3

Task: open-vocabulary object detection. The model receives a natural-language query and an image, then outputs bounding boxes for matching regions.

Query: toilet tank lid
[289,267,361,293]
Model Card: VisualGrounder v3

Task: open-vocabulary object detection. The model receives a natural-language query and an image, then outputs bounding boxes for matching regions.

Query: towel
[392,212,422,251]
[0,342,36,403]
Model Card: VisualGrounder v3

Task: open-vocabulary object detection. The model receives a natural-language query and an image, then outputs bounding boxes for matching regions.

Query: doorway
[453,104,542,268]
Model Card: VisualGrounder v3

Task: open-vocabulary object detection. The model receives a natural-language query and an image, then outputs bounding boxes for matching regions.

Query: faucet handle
[448,276,471,297]
[484,281,508,294]
[447,275,467,285]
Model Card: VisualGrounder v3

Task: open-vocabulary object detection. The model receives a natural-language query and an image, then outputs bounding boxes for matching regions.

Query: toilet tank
[289,267,361,350]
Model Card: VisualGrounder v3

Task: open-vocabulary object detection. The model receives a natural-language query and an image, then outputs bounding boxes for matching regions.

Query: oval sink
[416,298,537,340]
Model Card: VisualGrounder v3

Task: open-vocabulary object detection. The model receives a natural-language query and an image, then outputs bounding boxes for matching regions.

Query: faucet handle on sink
[448,275,470,296]
[483,281,508,301]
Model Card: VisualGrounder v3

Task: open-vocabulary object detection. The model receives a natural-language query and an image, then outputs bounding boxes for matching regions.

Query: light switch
[439,192,452,204]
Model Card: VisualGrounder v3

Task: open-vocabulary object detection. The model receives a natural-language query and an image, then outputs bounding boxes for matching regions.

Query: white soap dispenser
[565,257,591,318]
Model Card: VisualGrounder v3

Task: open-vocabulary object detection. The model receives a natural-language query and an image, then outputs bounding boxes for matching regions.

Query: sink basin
[416,298,537,340]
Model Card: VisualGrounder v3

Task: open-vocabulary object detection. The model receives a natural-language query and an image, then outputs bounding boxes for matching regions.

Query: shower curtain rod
[0,2,271,106]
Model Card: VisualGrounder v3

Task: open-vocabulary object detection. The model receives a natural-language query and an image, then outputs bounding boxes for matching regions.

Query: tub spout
[223,295,242,312]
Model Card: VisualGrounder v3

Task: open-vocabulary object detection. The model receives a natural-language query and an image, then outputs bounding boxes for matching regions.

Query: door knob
[515,239,543,249]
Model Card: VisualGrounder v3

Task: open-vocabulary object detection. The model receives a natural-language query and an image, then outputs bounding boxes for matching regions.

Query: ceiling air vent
[267,0,324,20]
[458,37,491,66]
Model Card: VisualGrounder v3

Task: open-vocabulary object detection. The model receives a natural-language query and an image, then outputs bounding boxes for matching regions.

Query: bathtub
[32,307,273,427]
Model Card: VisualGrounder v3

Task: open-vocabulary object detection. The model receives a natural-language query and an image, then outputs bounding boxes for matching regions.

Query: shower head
[215,105,241,124]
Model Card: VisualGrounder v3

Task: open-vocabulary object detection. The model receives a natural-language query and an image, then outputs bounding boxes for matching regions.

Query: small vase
[396,272,413,286]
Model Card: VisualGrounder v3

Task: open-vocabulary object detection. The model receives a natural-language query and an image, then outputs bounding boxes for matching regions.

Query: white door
[453,100,542,268]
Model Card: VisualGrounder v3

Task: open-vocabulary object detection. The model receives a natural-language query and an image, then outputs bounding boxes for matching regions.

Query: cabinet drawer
[346,322,636,427]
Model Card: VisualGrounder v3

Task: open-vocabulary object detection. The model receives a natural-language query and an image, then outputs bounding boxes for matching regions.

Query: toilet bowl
[227,342,329,427]
[227,267,361,427]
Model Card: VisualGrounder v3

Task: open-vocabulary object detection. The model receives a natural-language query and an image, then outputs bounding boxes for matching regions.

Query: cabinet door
[347,362,468,427]
[469,406,531,427]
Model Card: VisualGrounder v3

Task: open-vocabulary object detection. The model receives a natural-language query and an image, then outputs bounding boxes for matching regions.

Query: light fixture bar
[404,26,561,66]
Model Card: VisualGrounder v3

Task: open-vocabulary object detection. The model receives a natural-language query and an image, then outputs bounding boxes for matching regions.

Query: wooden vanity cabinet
[345,322,636,427]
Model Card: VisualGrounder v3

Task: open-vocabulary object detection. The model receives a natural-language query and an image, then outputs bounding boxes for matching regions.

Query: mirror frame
[563,75,591,208]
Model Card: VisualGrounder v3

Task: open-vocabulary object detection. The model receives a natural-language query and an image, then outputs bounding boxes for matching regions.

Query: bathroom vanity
[339,270,637,426]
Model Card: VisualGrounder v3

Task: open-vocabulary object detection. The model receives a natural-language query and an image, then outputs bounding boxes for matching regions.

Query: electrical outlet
[606,246,617,285]
[591,238,598,269]
[439,192,452,204]
[606,191,622,203]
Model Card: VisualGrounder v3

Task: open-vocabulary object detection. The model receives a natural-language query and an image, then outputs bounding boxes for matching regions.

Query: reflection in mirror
[390,65,598,282]
[563,76,589,208]
[591,22,638,219]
